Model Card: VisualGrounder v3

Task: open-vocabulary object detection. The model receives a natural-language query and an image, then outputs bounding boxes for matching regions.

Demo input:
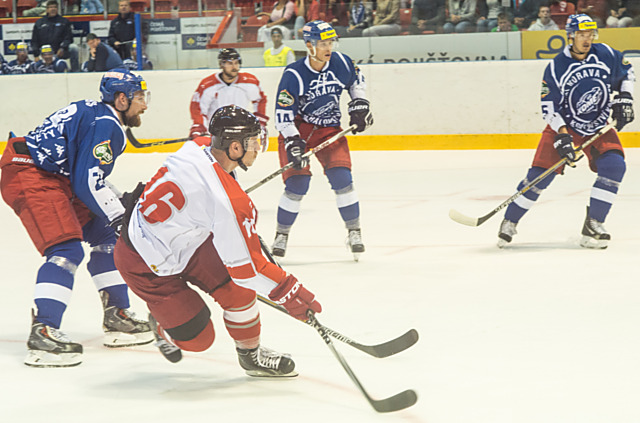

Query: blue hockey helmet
[100,68,147,104]
[302,20,337,44]
[565,14,598,40]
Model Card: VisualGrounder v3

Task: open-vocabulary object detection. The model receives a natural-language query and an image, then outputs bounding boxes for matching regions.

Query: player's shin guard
[326,167,364,257]
[34,240,84,329]
[274,175,310,256]
[223,297,261,346]
[588,151,625,222]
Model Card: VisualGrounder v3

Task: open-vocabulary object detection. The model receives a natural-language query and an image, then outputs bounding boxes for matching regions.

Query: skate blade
[579,236,608,249]
[103,331,154,348]
[244,369,299,378]
[24,350,82,368]
[497,238,510,248]
[352,252,362,262]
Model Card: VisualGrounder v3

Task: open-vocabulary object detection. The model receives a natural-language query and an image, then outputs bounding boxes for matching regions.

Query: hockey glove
[109,214,124,238]
[612,92,634,132]
[347,98,373,134]
[189,124,208,140]
[284,135,308,170]
[553,133,581,167]
[269,274,322,321]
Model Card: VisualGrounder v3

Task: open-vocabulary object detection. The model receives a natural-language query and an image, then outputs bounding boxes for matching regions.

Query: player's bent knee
[596,151,626,181]
[173,320,215,352]
[326,167,353,191]
[44,239,85,267]
[284,174,311,196]
[527,166,556,190]
[165,307,214,351]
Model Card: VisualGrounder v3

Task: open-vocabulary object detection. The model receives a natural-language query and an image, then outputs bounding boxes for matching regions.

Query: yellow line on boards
[1,133,639,155]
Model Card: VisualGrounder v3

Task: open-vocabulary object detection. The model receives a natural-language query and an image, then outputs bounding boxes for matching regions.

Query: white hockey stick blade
[448,209,480,227]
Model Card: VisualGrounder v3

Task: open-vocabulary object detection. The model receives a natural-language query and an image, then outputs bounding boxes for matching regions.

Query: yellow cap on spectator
[17,42,28,51]
[41,44,54,54]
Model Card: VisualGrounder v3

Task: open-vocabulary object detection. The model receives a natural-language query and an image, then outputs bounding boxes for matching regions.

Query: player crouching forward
[272,20,373,261]
[497,14,635,249]
[114,106,321,377]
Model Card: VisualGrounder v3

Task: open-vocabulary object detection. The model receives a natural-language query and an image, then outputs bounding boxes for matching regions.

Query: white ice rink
[1,148,639,423]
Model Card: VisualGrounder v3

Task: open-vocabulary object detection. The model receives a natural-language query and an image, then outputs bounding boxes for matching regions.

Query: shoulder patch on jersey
[93,140,114,165]
[277,89,294,107]
[622,57,629,66]
[541,80,550,98]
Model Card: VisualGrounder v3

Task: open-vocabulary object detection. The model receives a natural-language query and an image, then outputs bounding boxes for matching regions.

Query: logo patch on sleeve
[93,140,114,165]
[277,89,294,107]
[622,57,629,66]
[541,80,550,98]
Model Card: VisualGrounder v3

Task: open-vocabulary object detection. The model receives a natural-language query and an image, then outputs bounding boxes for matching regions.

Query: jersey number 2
[139,179,186,224]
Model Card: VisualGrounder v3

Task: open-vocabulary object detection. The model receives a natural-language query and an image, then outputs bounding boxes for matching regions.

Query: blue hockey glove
[347,98,373,134]
[284,135,308,170]
[612,92,634,132]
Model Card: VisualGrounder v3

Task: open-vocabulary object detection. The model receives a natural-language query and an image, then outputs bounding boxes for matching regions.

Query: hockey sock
[589,151,626,222]
[35,239,84,329]
[504,166,556,223]
[326,167,360,229]
[83,218,129,309]
[223,297,261,343]
[276,175,310,233]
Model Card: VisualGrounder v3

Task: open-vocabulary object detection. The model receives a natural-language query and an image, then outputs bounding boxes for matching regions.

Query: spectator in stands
[362,0,402,36]
[409,0,446,33]
[80,0,104,13]
[477,0,502,32]
[514,0,545,28]
[108,0,136,60]
[608,0,640,26]
[576,0,614,27]
[22,0,48,17]
[325,0,350,33]
[528,4,560,29]
[443,0,478,33]
[336,0,373,37]
[123,40,153,70]
[84,33,124,72]
[264,27,295,66]
[294,0,320,39]
[257,0,297,42]
[7,42,34,74]
[31,0,79,72]
[491,10,519,30]
[32,44,69,72]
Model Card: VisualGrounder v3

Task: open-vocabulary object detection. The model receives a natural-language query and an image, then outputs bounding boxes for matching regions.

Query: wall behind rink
[0,58,638,153]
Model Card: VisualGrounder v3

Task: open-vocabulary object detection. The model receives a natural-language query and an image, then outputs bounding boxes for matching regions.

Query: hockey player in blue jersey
[271,20,373,260]
[498,14,635,249]
[0,68,153,367]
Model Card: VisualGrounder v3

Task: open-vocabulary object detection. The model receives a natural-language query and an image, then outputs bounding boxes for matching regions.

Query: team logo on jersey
[576,86,602,115]
[541,80,549,98]
[278,90,294,107]
[93,140,114,165]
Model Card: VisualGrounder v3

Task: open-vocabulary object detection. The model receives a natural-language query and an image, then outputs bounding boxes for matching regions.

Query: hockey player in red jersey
[114,106,321,376]
[189,48,269,142]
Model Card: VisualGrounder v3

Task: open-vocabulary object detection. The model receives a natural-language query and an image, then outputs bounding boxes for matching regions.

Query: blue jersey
[274,52,367,138]
[24,100,126,221]
[7,59,34,75]
[32,57,68,73]
[541,43,635,136]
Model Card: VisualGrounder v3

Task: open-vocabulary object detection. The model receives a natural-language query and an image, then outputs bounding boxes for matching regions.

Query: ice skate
[236,345,297,377]
[272,232,288,257]
[497,219,518,248]
[24,311,83,368]
[148,313,182,363]
[346,228,365,261]
[580,207,610,249]
[101,291,153,347]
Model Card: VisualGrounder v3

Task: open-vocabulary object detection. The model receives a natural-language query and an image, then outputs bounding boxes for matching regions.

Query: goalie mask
[209,106,265,171]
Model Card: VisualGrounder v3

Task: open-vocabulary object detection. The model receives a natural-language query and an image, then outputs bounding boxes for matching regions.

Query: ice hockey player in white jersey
[497,14,635,249]
[189,48,268,142]
[114,106,322,376]
[271,20,374,260]
[0,69,153,367]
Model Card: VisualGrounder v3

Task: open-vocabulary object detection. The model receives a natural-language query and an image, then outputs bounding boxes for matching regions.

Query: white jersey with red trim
[190,72,268,134]
[127,141,285,295]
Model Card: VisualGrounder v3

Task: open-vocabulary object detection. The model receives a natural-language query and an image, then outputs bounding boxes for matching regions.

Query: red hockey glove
[254,112,269,127]
[269,275,322,321]
[189,124,208,140]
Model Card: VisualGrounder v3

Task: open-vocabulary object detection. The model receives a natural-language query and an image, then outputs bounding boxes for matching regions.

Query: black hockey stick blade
[125,128,190,148]
[370,389,418,413]
[321,326,419,358]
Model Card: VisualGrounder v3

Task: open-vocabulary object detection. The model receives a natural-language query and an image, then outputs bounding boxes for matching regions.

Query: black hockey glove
[553,133,580,167]
[612,92,634,132]
[109,214,124,238]
[284,135,308,170]
[347,98,373,134]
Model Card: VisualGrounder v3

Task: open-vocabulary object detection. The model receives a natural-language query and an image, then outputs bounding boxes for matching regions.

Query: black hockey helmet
[209,105,262,152]
[218,48,242,65]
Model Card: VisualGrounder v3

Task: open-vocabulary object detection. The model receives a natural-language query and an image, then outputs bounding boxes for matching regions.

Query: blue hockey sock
[504,166,556,223]
[276,175,310,233]
[589,151,625,222]
[83,218,129,309]
[326,167,360,229]
[35,240,84,329]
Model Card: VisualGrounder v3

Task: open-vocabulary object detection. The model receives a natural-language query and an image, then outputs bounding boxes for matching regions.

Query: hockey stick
[449,120,617,227]
[245,124,357,194]
[125,128,190,149]
[256,236,419,358]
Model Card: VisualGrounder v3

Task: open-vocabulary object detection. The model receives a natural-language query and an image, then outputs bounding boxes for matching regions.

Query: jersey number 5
[139,180,186,224]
